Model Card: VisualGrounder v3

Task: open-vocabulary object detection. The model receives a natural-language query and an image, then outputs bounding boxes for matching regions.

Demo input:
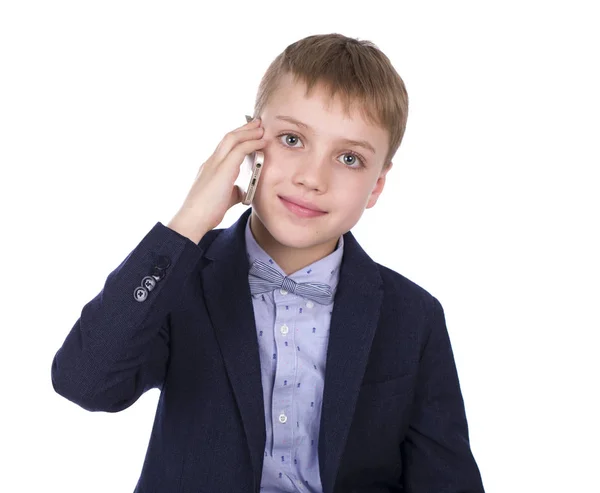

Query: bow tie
[248,259,334,305]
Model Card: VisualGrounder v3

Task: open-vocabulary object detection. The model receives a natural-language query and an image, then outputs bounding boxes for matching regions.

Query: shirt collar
[244,213,344,295]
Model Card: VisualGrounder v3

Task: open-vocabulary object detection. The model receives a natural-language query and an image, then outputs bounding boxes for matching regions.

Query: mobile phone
[240,114,264,206]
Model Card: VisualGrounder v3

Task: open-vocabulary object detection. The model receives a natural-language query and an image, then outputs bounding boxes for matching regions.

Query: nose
[291,152,330,192]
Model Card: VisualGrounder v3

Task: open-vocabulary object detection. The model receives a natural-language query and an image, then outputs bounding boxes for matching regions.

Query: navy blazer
[51,207,485,493]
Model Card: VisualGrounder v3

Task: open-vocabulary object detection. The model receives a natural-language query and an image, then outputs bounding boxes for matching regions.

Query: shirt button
[280,324,289,335]
[278,413,287,423]
[280,288,288,295]
[306,301,314,308]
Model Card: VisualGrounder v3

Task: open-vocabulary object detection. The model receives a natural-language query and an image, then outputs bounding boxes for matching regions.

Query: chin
[254,205,327,246]
[267,217,321,246]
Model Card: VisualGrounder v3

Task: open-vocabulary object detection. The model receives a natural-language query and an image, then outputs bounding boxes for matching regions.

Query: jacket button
[134,286,148,302]
[141,276,157,291]
[151,266,166,282]
[155,255,171,270]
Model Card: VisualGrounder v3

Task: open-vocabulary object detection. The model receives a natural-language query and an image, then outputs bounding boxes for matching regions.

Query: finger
[213,126,264,162]
[231,117,261,134]
[228,136,266,163]
[222,119,262,155]
[215,136,265,174]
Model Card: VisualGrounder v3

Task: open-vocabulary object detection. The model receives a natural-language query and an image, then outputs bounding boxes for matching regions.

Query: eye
[276,132,366,170]
[339,152,364,169]
[279,133,302,148]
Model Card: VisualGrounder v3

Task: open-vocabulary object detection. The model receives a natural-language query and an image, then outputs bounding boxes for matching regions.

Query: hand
[168,117,265,241]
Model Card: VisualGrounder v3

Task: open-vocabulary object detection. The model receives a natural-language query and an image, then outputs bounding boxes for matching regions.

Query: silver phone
[241,114,265,206]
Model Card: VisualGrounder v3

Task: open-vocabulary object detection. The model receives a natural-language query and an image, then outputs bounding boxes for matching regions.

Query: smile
[279,196,327,218]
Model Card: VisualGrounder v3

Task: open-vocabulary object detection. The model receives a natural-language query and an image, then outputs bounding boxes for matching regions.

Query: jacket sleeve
[401,296,485,492]
[50,221,205,413]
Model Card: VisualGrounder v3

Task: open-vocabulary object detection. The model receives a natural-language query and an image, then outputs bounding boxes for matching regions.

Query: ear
[365,161,393,209]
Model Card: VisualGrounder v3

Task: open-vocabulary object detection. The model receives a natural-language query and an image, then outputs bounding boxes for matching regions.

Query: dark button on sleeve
[150,266,166,282]
[155,255,171,270]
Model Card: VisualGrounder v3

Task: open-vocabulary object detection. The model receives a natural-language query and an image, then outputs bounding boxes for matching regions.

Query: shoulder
[374,262,443,316]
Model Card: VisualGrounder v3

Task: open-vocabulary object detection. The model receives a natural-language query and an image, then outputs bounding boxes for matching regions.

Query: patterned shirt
[244,216,344,493]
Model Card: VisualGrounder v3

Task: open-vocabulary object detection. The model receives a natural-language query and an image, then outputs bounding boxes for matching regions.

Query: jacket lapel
[200,208,383,493]
[201,209,266,489]
[317,225,383,493]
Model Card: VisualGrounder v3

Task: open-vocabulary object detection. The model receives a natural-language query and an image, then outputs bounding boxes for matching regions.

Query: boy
[51,33,485,492]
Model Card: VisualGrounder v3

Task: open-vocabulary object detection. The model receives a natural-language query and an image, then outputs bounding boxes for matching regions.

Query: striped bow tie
[248,259,334,305]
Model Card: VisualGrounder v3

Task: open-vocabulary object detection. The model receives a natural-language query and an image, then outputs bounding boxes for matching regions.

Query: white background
[1,1,598,492]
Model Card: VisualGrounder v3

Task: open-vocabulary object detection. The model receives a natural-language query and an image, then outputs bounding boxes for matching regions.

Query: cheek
[260,147,287,179]
[253,155,281,195]
[261,135,278,158]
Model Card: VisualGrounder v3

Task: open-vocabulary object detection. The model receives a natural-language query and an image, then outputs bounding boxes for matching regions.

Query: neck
[249,213,338,276]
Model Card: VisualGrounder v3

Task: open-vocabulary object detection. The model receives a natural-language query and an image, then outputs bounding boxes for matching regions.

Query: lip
[279,195,327,218]
[279,195,326,212]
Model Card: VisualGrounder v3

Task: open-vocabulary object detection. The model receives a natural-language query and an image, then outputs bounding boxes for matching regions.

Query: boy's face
[249,72,392,274]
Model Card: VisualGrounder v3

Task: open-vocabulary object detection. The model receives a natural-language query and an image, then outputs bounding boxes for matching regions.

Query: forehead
[262,73,388,155]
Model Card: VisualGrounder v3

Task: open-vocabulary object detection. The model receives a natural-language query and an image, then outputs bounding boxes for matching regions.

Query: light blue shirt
[244,215,344,493]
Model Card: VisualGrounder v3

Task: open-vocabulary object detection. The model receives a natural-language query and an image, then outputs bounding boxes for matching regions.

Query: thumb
[229,185,244,208]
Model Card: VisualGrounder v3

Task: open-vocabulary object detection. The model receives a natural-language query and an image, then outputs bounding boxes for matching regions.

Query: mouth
[279,195,327,218]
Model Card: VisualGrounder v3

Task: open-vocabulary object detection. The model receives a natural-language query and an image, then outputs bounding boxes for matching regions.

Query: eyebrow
[275,115,376,154]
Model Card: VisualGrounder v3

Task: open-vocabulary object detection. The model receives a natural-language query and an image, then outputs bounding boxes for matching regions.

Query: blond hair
[253,33,409,171]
